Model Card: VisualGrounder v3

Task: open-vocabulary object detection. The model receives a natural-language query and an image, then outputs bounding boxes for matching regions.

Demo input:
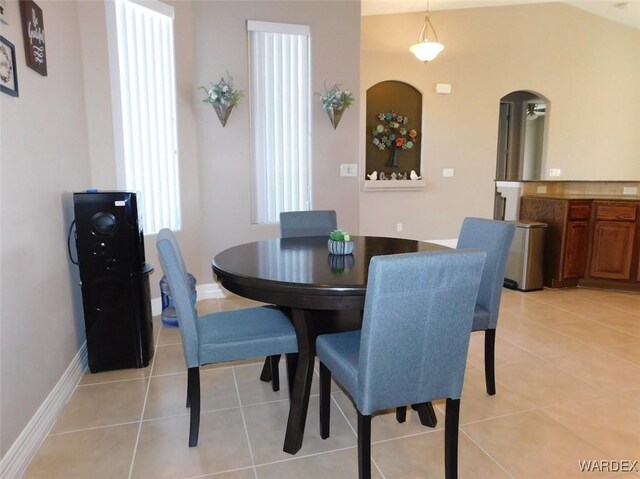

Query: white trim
[0,344,88,479]
[425,238,458,248]
[151,282,226,316]
[362,179,426,191]
[128,0,174,19]
[247,20,310,36]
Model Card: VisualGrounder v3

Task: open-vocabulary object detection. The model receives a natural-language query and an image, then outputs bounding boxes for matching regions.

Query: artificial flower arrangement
[200,74,244,107]
[371,111,418,151]
[320,83,355,112]
[328,229,354,255]
[329,229,351,242]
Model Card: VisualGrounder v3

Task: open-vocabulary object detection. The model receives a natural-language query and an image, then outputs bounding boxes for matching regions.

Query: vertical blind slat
[115,0,180,233]
[250,25,310,223]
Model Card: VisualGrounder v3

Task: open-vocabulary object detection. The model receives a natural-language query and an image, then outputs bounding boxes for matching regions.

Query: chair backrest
[456,217,515,330]
[156,228,199,368]
[279,210,337,238]
[357,250,486,415]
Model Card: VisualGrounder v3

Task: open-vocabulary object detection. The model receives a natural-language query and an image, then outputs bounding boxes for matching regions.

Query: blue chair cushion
[316,330,361,396]
[197,306,298,365]
[471,305,491,331]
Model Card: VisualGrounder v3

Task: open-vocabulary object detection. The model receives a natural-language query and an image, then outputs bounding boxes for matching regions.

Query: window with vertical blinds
[111,0,180,234]
[248,21,311,224]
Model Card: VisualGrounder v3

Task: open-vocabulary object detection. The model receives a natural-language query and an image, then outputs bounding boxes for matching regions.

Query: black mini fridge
[73,191,154,372]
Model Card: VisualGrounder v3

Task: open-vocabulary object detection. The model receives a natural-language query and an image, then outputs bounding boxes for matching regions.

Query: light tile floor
[24,288,640,478]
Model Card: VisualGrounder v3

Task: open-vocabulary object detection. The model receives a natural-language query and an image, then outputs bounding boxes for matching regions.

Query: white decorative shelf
[362,179,426,191]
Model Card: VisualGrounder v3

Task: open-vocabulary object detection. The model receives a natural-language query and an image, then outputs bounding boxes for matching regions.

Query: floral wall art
[0,36,18,97]
[366,80,422,180]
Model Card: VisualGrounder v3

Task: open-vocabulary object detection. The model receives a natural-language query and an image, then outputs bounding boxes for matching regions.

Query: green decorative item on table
[328,229,354,255]
[371,111,418,168]
[320,83,354,130]
[199,74,244,127]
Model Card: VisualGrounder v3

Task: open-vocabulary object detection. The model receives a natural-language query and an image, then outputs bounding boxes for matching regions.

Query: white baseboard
[151,281,225,316]
[426,238,458,248]
[0,343,88,479]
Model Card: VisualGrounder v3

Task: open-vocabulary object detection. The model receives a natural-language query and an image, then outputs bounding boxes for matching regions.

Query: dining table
[211,235,447,454]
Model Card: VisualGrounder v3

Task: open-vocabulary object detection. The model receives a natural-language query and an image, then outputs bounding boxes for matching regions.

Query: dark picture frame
[0,36,19,97]
[19,0,47,76]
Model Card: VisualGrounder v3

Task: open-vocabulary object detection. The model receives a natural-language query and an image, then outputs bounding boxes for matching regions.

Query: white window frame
[106,0,181,234]
[248,20,312,224]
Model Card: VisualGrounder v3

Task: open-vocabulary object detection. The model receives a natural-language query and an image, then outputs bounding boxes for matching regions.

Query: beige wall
[0,0,91,455]
[194,1,361,281]
[360,3,640,240]
[1,0,360,458]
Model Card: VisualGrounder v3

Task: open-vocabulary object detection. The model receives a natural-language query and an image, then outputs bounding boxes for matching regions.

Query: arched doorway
[494,90,549,220]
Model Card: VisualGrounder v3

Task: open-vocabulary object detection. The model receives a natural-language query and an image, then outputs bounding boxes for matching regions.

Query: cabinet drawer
[568,203,591,220]
[595,204,637,221]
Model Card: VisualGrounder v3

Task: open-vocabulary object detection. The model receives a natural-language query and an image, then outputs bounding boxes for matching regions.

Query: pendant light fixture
[409,0,444,62]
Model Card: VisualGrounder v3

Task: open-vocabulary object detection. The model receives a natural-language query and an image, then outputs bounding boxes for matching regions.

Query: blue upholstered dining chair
[395,217,516,429]
[457,217,515,395]
[156,229,298,447]
[260,210,339,390]
[279,210,337,238]
[317,250,486,479]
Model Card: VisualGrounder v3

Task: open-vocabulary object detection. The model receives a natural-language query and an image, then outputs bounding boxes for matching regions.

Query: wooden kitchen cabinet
[521,197,640,291]
[520,197,591,288]
[589,203,637,280]
[563,220,590,279]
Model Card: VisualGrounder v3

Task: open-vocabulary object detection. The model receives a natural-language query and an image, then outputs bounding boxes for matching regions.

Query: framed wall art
[0,36,19,97]
[0,0,8,25]
[19,0,47,76]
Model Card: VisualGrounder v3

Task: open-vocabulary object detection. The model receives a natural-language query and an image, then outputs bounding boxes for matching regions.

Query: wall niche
[365,81,422,184]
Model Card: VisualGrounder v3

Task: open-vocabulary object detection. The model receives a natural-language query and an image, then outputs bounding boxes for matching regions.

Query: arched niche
[496,90,549,181]
[366,81,422,179]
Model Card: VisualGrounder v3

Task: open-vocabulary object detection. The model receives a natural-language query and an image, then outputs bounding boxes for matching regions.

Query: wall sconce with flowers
[199,74,244,127]
[320,83,354,129]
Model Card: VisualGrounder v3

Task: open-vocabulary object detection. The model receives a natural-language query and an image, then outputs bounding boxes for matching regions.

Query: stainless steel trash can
[504,220,547,291]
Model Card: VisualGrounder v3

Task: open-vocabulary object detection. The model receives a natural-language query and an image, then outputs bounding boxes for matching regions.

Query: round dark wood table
[212,235,447,454]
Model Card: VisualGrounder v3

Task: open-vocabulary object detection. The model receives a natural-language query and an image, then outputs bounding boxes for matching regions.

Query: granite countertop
[522,194,640,201]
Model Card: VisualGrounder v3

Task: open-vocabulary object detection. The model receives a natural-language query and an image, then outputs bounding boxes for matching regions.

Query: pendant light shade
[410,41,444,62]
[410,2,444,62]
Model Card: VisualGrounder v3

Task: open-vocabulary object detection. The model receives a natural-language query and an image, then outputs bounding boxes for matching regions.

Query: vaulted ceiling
[361,0,640,30]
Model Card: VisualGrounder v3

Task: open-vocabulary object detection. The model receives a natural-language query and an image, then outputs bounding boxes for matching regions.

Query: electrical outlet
[396,223,403,232]
[623,186,638,195]
[537,186,547,194]
[549,168,561,177]
[442,168,454,177]
[340,164,357,177]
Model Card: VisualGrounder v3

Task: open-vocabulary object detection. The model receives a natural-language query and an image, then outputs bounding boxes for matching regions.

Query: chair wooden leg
[260,355,275,382]
[484,329,496,395]
[319,362,331,439]
[412,402,437,427]
[445,398,460,479]
[396,406,407,423]
[269,355,281,392]
[357,411,372,479]
[187,367,201,447]
[285,352,298,398]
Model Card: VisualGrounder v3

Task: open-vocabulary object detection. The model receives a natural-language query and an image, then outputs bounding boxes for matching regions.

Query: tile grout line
[126,318,162,479]
[232,366,259,479]
[458,428,516,479]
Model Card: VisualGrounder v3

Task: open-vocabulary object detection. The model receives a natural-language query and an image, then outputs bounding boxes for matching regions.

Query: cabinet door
[563,221,590,279]
[589,221,636,280]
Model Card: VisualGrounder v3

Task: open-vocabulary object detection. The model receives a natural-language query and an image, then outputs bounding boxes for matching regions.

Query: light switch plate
[442,168,454,177]
[537,186,547,194]
[340,164,358,177]
[549,168,561,177]
[623,186,638,195]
